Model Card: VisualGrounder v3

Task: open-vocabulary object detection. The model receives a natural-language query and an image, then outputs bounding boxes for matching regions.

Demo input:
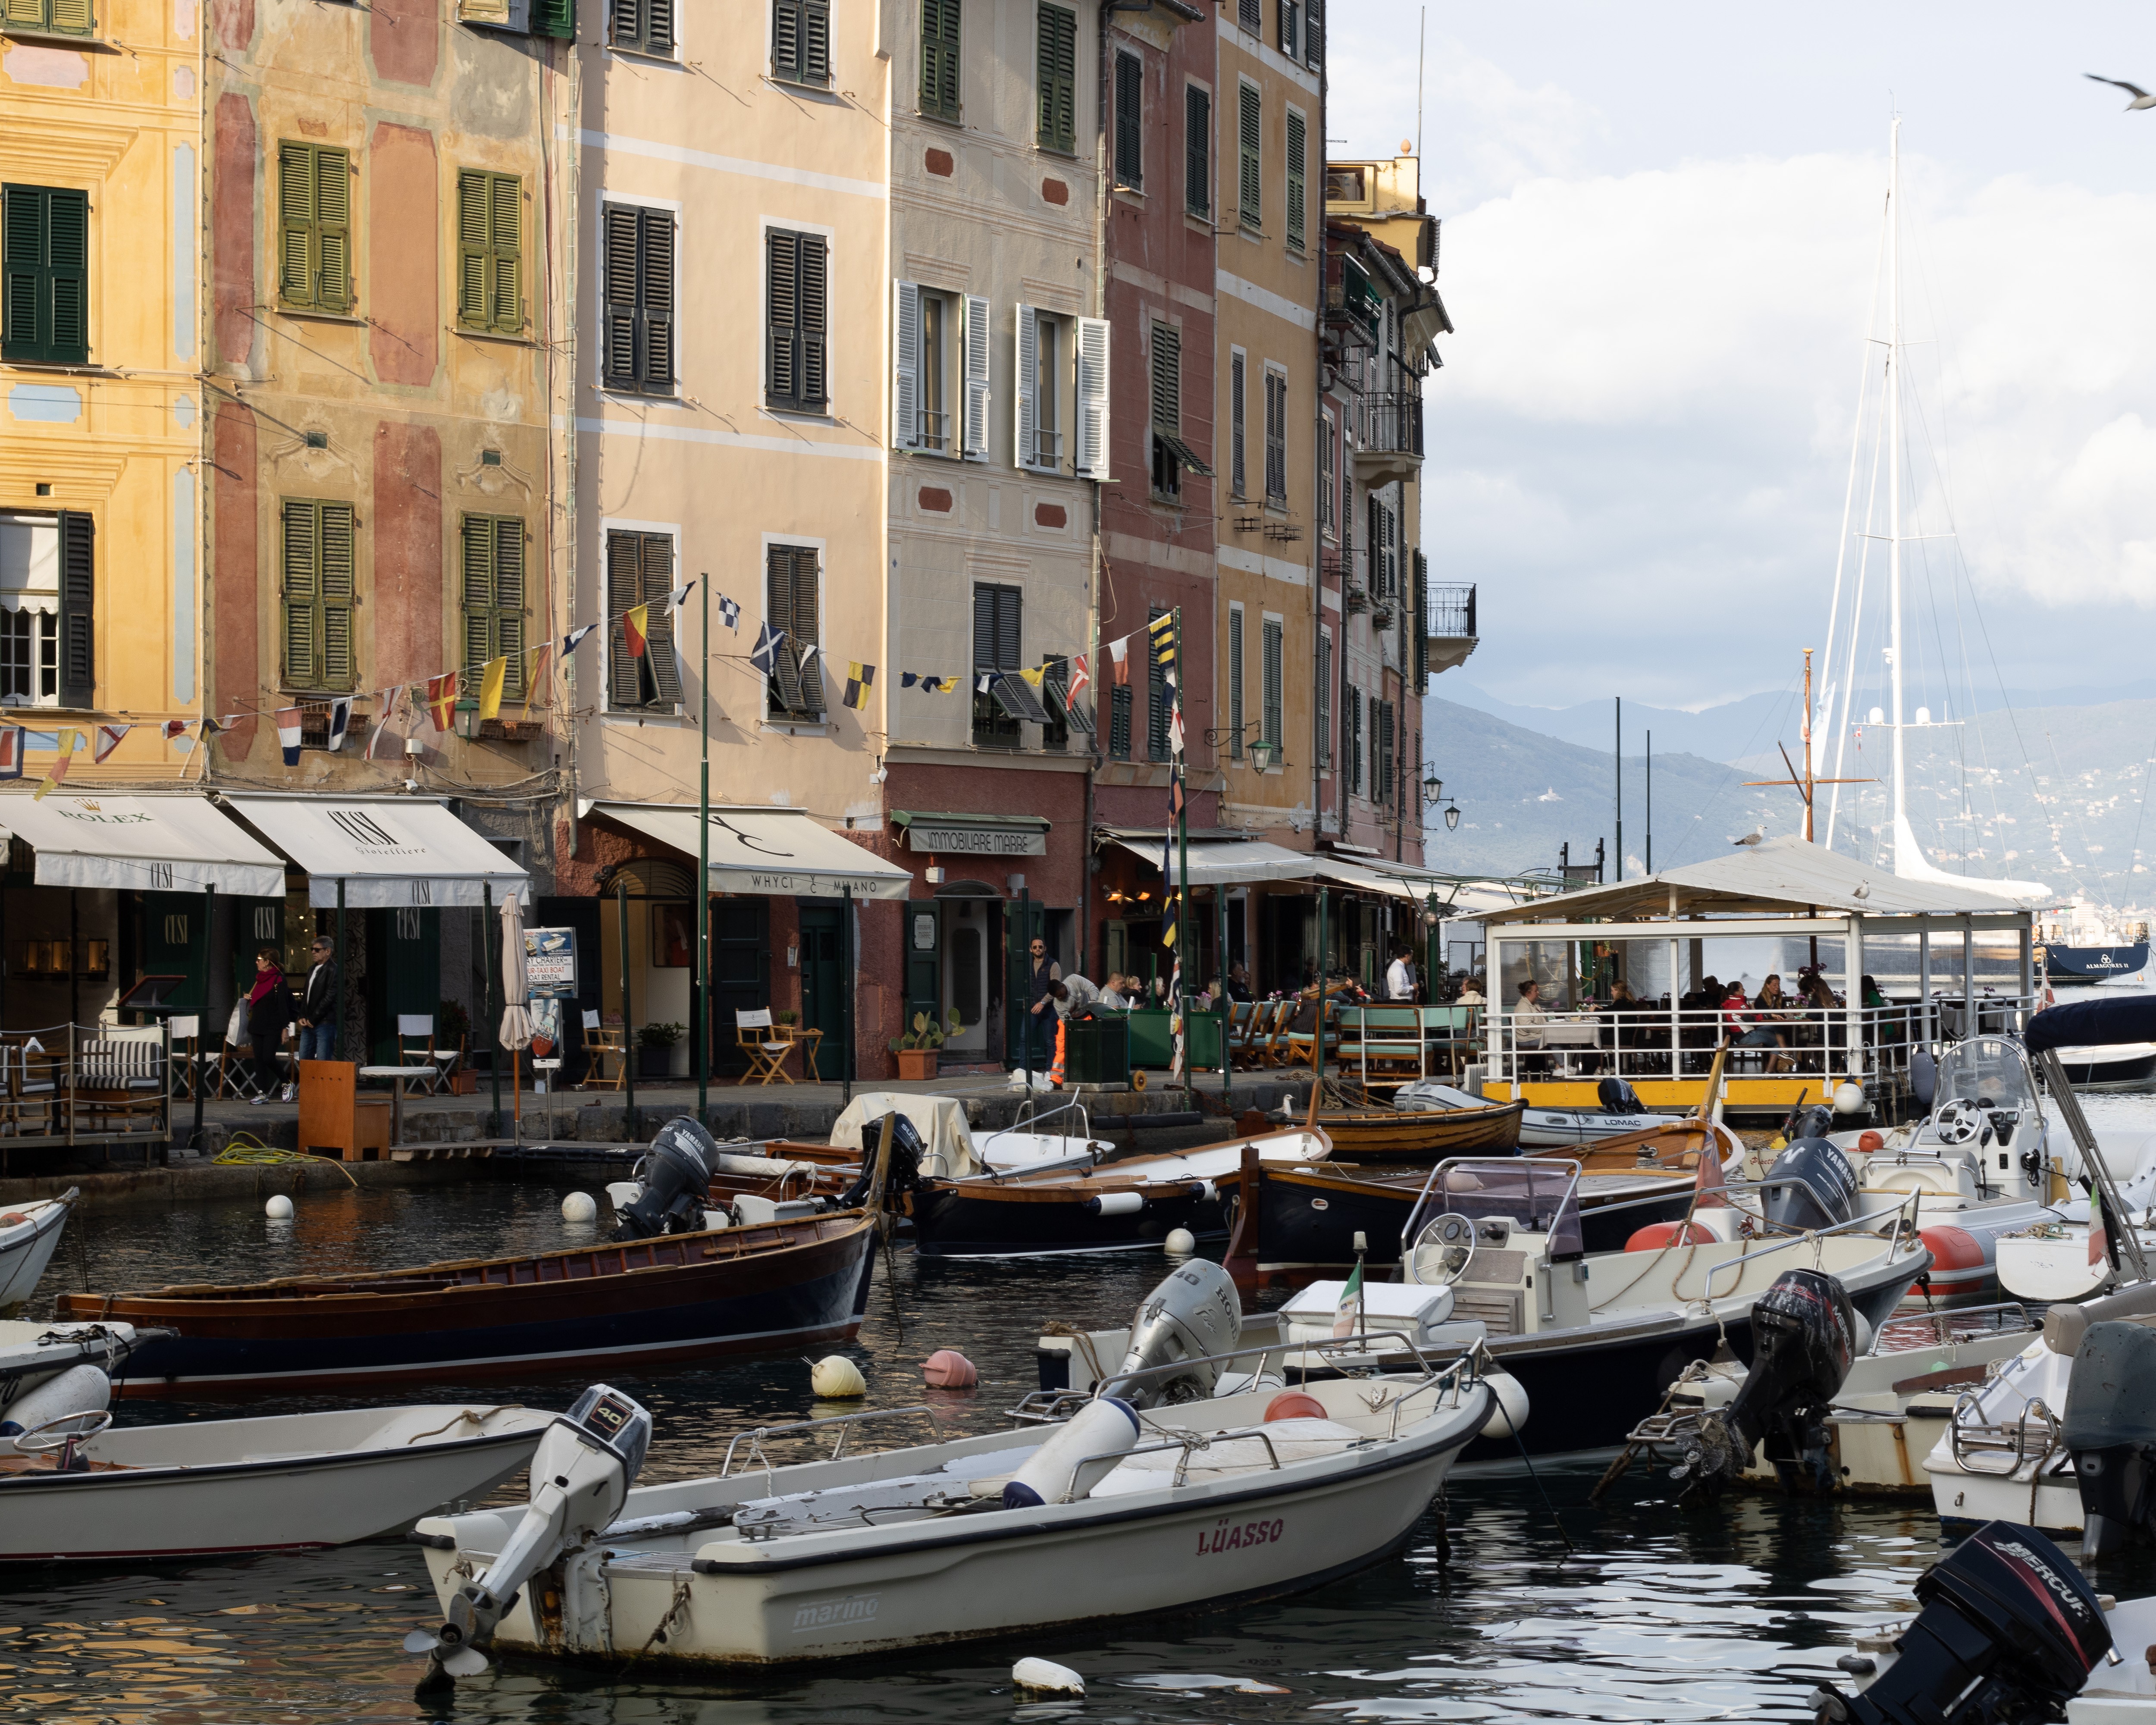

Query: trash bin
[1062,1015,1131,1087]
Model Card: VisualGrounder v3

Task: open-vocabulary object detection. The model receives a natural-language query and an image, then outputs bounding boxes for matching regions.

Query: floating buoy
[561,1191,598,1223]
[264,1195,294,1220]
[809,1355,866,1398]
[1263,1390,1328,1423]
[1163,1226,1197,1255]
[1833,1082,1866,1115]
[921,1349,978,1389]
[1012,1657,1085,1698]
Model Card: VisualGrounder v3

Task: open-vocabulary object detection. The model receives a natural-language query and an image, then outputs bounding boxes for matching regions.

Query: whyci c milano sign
[901,825,1044,857]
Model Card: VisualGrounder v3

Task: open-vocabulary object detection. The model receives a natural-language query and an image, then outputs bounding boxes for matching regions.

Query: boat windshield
[1416,1158,1584,1259]
[1935,1035,2040,1114]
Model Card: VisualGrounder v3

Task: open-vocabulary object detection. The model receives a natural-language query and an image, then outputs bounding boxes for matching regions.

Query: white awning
[222,795,530,908]
[1314,857,1424,902]
[593,803,914,900]
[1108,836,1321,887]
[0,792,286,897]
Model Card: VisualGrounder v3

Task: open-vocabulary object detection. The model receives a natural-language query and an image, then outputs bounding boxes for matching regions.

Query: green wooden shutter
[456,170,489,329]
[799,233,827,405]
[7,0,96,35]
[314,147,351,313]
[1149,321,1179,433]
[773,0,803,80]
[1037,4,1075,153]
[1413,549,1429,694]
[56,508,92,708]
[1109,684,1131,759]
[638,206,673,392]
[1146,604,1169,761]
[767,229,827,410]
[277,142,316,306]
[1285,108,1306,251]
[601,204,639,388]
[282,500,319,689]
[773,0,829,83]
[921,0,961,121]
[639,534,681,705]
[1238,83,1261,228]
[318,501,355,692]
[496,519,526,699]
[2,184,88,365]
[487,173,520,332]
[50,0,94,29]
[645,0,672,52]
[1262,616,1283,749]
[1113,51,1141,188]
[535,0,574,38]
[1185,85,1210,216]
[461,514,497,680]
[1226,605,1243,758]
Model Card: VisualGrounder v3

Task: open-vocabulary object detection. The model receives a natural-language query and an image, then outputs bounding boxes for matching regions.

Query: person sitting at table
[1723,980,1792,1070]
[1510,979,1548,1076]
[1599,979,1644,1076]
[1098,972,1133,1011]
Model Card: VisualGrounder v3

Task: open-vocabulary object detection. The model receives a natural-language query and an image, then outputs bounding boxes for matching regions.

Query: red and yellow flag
[623,604,650,659]
[426,671,458,734]
[477,656,508,722]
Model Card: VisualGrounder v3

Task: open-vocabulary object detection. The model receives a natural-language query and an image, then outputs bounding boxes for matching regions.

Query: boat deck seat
[1090,1418,1366,1496]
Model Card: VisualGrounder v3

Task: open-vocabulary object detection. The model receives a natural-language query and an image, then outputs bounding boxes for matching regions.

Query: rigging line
[1660,667,1802,869]
[1827,350,1890,850]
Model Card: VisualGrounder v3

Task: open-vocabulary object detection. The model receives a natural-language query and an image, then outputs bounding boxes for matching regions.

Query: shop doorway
[366,905,441,1065]
[797,903,844,1063]
[938,891,993,1059]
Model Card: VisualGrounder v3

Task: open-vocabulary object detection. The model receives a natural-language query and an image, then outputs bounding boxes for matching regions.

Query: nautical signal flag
[34,728,79,800]
[0,727,21,780]
[665,582,696,609]
[426,672,458,734]
[477,656,508,721]
[749,623,783,674]
[92,723,128,764]
[1147,609,1177,668]
[1066,653,1090,706]
[326,699,351,753]
[161,719,189,741]
[276,707,304,767]
[843,662,875,712]
[561,622,599,655]
[520,641,553,721]
[623,604,650,659]
[1108,638,1130,685]
[719,595,740,631]
[366,687,401,760]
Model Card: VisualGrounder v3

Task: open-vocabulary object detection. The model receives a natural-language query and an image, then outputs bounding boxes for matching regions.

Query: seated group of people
[1507,966,1881,1076]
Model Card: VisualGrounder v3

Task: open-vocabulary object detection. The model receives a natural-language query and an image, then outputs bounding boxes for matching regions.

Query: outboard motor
[2064,1320,2156,1557]
[836,1113,924,1210]
[612,1117,718,1239]
[1114,1258,1241,1408]
[1811,1521,2110,1725]
[1598,1076,1645,1115]
[1676,1270,1857,1493]
[1761,1139,1859,1233]
[1779,1101,1835,1146]
[405,1383,653,1688]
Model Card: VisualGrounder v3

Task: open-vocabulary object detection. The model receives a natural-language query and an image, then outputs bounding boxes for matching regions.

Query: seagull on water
[2086,73,2156,110]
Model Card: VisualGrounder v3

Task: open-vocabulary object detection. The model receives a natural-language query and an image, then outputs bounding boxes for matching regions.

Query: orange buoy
[1264,1390,1329,1423]
[1625,1220,1714,1252]
[1919,1224,1986,1273]
[921,1349,978,1389]
[1858,1130,1885,1152]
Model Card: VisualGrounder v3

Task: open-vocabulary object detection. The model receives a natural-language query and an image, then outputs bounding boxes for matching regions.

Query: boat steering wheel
[8,1408,112,1454]
[1934,1098,1984,1146]
[1412,1212,1479,1287]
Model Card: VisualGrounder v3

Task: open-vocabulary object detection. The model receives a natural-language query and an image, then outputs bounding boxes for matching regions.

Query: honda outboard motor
[2064,1320,2156,1557]
[1811,1521,2110,1725]
[406,1383,653,1688]
[1761,1139,1858,1233]
[1114,1258,1241,1408]
[612,1117,718,1239]
[1677,1270,1857,1493]
[1598,1076,1645,1115]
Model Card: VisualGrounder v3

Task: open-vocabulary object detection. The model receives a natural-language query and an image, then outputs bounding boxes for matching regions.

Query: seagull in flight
[2086,73,2156,110]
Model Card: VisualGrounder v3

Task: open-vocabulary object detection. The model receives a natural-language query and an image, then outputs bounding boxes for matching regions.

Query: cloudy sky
[1331,4,2156,712]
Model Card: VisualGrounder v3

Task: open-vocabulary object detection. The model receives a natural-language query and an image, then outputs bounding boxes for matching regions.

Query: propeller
[402,1625,489,1678]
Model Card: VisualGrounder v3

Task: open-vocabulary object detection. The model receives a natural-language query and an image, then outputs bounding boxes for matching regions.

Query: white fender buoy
[1012,1657,1085,1698]
[1479,1369,1530,1440]
[561,1191,598,1223]
[1833,1082,1866,1115]
[0,1363,110,1438]
[1086,1191,1143,1218]
[810,1355,866,1398]
[264,1194,294,1220]
[1164,1227,1197,1255]
[1003,1397,1139,1506]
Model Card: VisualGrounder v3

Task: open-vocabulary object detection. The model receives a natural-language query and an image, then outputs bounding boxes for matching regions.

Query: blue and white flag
[326,698,351,753]
[749,623,784,674]
[719,595,740,631]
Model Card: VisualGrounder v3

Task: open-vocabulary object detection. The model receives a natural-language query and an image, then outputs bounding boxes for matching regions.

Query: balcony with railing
[1351,389,1423,485]
[1423,581,1477,675]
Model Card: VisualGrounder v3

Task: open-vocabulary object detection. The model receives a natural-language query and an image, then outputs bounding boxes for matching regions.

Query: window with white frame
[894,283,989,459]
[0,513,60,709]
[1016,303,1075,472]
[1319,408,1336,539]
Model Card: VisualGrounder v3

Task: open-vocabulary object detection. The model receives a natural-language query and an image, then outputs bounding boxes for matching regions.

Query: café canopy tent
[591,803,913,900]
[0,791,284,897]
[222,794,530,907]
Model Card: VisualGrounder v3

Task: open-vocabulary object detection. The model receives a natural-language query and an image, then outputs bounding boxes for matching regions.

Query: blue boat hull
[2042,942,2149,982]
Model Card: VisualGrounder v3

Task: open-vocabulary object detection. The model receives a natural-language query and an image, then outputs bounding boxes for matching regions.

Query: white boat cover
[0,792,284,897]
[222,795,530,908]
[828,1092,978,1176]
[593,803,913,900]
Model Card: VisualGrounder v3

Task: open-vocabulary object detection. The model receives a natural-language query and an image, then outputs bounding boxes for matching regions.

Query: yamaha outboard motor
[612,1117,718,1239]
[1811,1521,2110,1725]
[1762,1139,1859,1233]
[1780,1100,1835,1146]
[1114,1258,1242,1408]
[2064,1320,2156,1557]
[836,1112,925,1209]
[1598,1076,1645,1114]
[1675,1270,1857,1493]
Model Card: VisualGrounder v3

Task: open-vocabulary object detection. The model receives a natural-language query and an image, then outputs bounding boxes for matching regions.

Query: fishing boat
[0,1189,77,1317]
[900,1127,1332,1259]
[398,1264,1502,1682]
[1398,1078,1683,1150]
[0,1399,555,1562]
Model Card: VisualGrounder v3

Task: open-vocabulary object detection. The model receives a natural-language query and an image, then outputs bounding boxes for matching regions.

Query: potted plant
[638,1021,683,1079]
[887,1010,946,1081]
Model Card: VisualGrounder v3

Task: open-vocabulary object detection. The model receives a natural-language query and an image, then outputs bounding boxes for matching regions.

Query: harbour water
[10,991,2156,1725]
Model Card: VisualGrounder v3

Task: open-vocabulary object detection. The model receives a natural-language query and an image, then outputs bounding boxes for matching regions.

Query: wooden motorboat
[1315,1097,1524,1161]
[0,1188,76,1317]
[1397,1080,1685,1150]
[0,1400,554,1561]
[57,1209,883,1395]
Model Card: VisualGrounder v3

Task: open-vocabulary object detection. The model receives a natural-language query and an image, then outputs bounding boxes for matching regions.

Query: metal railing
[0,1021,172,1150]
[1697,1193,1921,1304]
[1426,582,1476,639]
[1353,389,1423,458]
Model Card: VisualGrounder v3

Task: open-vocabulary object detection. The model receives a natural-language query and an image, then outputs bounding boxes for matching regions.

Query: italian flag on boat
[1332,1261,1363,1338]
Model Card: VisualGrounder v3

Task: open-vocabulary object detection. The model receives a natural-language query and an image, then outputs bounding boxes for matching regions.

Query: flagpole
[1174,606,1192,1101]
[698,572,709,1122]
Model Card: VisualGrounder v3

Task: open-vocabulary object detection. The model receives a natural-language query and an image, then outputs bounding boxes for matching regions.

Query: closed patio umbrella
[499,891,533,1051]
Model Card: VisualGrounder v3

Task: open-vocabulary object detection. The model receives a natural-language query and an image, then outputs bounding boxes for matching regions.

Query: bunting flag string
[1065,652,1090,708]
[1108,638,1130,685]
[276,708,304,768]
[519,641,554,723]
[325,699,351,753]
[92,723,128,765]
[843,662,875,712]
[718,595,740,631]
[426,672,458,735]
[623,603,651,660]
[477,656,509,722]
[749,624,783,674]
[365,687,402,760]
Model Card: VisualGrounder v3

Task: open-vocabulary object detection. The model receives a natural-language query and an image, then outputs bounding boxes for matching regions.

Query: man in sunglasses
[1022,935,1060,1079]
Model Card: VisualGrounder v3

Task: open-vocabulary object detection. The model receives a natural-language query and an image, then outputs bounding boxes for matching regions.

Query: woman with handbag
[245,947,297,1104]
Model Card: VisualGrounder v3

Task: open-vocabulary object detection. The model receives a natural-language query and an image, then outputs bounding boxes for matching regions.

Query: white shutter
[892,279,921,450]
[1075,314,1111,478]
[1014,302,1038,470]
[962,292,991,461]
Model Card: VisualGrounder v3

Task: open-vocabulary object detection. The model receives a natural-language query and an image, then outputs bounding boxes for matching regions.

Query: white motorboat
[1395,1078,1683,1150]
[401,1264,1500,1681]
[0,1316,148,1409]
[0,1396,556,1561]
[0,1189,77,1317]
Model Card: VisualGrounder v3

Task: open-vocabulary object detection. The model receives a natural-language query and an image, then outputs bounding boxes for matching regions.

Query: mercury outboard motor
[612,1117,718,1239]
[1811,1521,2110,1725]
[2064,1320,2156,1557]
[1114,1258,1241,1408]
[1673,1270,1857,1493]
[1598,1077,1645,1114]
[1762,1139,1859,1233]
